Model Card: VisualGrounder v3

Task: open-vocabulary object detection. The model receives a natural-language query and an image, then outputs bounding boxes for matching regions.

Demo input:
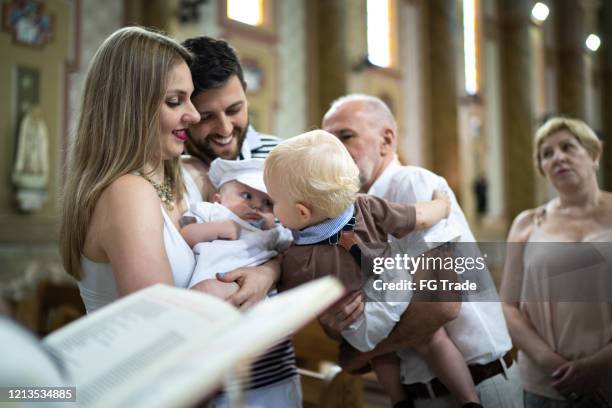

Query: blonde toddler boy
[263,130,481,408]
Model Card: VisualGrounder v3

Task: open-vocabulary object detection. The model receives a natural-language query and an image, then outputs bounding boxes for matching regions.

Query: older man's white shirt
[369,161,512,384]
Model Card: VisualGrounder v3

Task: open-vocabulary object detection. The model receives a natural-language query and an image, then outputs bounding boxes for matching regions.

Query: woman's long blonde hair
[60,26,192,279]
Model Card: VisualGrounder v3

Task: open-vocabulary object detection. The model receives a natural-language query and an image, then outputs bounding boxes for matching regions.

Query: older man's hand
[318,291,364,341]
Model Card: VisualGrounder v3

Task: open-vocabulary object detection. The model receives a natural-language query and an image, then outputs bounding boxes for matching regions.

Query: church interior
[1,0,610,406]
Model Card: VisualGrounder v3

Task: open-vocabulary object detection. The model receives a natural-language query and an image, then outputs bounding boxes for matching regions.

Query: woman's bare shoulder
[512,208,537,227]
[96,174,161,221]
[86,175,162,261]
[507,208,540,242]
[101,174,156,200]
[105,173,153,193]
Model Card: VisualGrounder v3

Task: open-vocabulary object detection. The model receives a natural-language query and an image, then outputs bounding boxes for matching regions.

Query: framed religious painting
[3,0,53,47]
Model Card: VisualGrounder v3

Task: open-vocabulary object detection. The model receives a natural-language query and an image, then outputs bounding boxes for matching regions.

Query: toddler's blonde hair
[265,130,360,218]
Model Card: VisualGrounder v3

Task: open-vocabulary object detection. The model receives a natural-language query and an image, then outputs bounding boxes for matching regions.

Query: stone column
[555,0,587,119]
[139,0,175,31]
[601,1,612,190]
[498,0,536,221]
[426,0,461,195]
[311,0,349,123]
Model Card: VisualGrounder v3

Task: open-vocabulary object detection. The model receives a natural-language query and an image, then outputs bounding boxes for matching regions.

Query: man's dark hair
[182,36,245,95]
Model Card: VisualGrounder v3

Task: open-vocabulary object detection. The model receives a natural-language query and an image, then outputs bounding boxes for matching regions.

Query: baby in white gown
[180,158,291,299]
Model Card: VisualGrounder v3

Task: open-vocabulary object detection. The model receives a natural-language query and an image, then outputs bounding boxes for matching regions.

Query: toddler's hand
[432,189,451,218]
[217,220,241,240]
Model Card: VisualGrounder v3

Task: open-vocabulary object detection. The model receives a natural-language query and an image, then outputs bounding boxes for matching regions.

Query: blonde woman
[62,27,280,316]
[501,117,612,406]
[59,26,202,310]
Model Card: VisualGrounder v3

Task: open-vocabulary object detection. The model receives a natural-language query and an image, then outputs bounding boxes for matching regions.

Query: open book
[4,277,344,407]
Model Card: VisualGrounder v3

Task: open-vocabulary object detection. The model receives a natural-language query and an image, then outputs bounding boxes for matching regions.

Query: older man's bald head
[323,94,397,134]
[322,94,397,192]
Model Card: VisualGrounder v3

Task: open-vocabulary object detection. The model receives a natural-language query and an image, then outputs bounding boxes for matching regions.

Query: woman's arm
[500,210,568,374]
[502,305,567,373]
[551,343,612,396]
[584,344,612,378]
[92,175,175,296]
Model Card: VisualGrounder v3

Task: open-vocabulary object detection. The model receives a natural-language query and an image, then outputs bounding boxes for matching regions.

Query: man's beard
[185,120,249,167]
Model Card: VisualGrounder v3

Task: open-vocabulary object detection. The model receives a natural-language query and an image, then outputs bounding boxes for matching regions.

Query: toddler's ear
[295,203,312,224]
[212,193,222,203]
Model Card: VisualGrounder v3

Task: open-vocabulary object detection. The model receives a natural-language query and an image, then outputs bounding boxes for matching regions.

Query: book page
[127,276,345,408]
[43,285,240,407]
[0,317,67,386]
[42,278,343,408]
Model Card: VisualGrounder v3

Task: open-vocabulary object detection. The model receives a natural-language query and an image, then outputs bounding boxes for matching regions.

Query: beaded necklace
[140,173,175,211]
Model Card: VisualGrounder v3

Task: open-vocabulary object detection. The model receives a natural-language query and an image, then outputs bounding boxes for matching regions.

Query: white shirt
[239,127,259,159]
[369,161,512,383]
[239,126,280,160]
[182,166,203,205]
[187,202,292,287]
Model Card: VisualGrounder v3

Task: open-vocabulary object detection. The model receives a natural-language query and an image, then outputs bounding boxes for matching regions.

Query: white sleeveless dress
[182,165,203,205]
[79,207,195,314]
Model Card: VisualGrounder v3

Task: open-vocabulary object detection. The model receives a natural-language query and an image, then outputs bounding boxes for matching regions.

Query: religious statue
[12,106,49,212]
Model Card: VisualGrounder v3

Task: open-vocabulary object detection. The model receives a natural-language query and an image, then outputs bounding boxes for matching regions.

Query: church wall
[0,0,74,297]
[0,0,124,304]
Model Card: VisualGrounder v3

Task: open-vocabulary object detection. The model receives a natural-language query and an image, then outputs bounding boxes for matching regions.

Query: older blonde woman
[501,117,612,406]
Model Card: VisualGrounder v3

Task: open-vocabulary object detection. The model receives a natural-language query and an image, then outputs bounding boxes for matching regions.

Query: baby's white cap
[208,158,267,193]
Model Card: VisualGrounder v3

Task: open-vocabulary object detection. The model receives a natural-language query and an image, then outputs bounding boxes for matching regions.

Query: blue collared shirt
[292,205,354,245]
